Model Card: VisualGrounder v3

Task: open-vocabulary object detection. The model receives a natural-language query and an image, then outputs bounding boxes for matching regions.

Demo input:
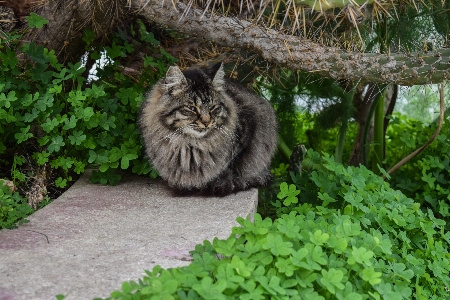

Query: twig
[23,229,50,244]
[384,81,446,178]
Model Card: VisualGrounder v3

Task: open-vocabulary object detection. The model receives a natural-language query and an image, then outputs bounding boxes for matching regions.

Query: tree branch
[136,0,450,85]
[385,81,446,177]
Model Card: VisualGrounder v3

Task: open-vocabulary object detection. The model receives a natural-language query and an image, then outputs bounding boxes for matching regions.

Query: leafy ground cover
[0,17,170,228]
[385,114,450,223]
[95,150,450,299]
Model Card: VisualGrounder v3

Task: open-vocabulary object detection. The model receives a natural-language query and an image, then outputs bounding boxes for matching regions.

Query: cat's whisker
[214,125,241,142]
[219,125,239,138]
[156,127,184,144]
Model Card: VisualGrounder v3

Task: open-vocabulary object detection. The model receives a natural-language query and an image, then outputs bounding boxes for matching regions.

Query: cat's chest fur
[139,63,277,195]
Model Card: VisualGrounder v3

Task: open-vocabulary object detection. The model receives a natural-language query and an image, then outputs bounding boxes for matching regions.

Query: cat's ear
[210,62,225,91]
[163,66,187,95]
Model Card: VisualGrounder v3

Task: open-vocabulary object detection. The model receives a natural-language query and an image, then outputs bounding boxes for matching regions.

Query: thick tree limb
[7,0,450,86]
[135,0,450,86]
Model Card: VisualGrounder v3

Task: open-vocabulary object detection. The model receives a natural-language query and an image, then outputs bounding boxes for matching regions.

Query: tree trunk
[348,84,376,167]
[349,84,395,167]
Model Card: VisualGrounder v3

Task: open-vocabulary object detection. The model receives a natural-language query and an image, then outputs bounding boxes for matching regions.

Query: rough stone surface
[0,172,258,300]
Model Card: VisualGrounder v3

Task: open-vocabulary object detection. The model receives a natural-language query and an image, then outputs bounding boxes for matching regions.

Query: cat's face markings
[159,64,229,137]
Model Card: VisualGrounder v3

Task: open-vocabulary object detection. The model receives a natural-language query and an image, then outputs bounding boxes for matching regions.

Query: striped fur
[139,63,277,195]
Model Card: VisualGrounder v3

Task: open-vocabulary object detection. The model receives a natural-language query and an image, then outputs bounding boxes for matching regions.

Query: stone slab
[0,172,258,300]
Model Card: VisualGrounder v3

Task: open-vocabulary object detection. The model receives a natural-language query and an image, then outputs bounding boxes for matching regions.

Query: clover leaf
[277,182,300,206]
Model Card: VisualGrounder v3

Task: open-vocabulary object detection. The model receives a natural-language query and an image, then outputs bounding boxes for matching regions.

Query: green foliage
[0,180,33,229]
[0,19,172,196]
[385,113,450,224]
[100,150,450,299]
[277,182,300,206]
[25,13,49,29]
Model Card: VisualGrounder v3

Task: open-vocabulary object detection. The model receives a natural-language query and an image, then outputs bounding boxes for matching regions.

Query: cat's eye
[210,104,221,112]
[187,106,196,112]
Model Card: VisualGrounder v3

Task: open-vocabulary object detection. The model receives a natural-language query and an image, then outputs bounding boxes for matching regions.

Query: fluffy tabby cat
[139,63,277,195]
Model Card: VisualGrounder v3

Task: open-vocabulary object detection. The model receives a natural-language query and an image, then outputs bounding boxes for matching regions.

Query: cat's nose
[201,115,211,127]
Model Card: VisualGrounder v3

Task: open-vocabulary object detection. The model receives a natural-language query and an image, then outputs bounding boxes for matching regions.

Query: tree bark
[348,84,376,167]
[135,0,450,86]
[3,0,450,85]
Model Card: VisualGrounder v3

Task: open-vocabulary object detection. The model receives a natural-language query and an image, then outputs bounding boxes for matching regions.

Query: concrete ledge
[0,172,258,300]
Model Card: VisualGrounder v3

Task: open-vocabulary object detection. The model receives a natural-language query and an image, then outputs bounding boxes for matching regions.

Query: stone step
[0,172,258,300]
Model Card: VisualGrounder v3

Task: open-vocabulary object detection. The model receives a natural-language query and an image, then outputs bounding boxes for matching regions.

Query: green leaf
[317,192,337,206]
[421,172,436,189]
[0,108,16,123]
[55,177,68,188]
[22,93,39,107]
[375,282,403,299]
[23,108,39,123]
[304,244,327,270]
[14,126,33,144]
[49,84,63,94]
[290,248,309,268]
[73,161,86,174]
[348,246,374,266]
[239,280,265,300]
[68,131,86,145]
[262,233,292,256]
[275,257,297,276]
[216,264,244,290]
[230,255,251,278]
[35,151,50,165]
[214,237,236,257]
[337,282,363,300]
[63,115,78,130]
[121,153,138,169]
[257,276,286,296]
[48,136,65,153]
[192,277,227,300]
[328,236,348,254]
[320,268,345,294]
[392,263,414,281]
[41,118,60,132]
[99,112,116,130]
[277,217,300,239]
[32,63,53,83]
[34,94,54,111]
[26,13,49,28]
[82,28,95,45]
[83,137,96,149]
[22,43,47,64]
[0,47,18,70]
[277,182,300,206]
[309,230,330,245]
[361,267,382,285]
[105,43,126,59]
[116,87,140,105]
[0,91,18,108]
[89,169,121,186]
[67,90,86,107]
[77,107,95,121]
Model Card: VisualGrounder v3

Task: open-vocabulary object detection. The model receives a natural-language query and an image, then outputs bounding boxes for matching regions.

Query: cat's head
[157,63,230,138]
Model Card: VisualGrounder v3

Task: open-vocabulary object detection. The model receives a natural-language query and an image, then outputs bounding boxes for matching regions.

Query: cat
[139,63,277,196]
